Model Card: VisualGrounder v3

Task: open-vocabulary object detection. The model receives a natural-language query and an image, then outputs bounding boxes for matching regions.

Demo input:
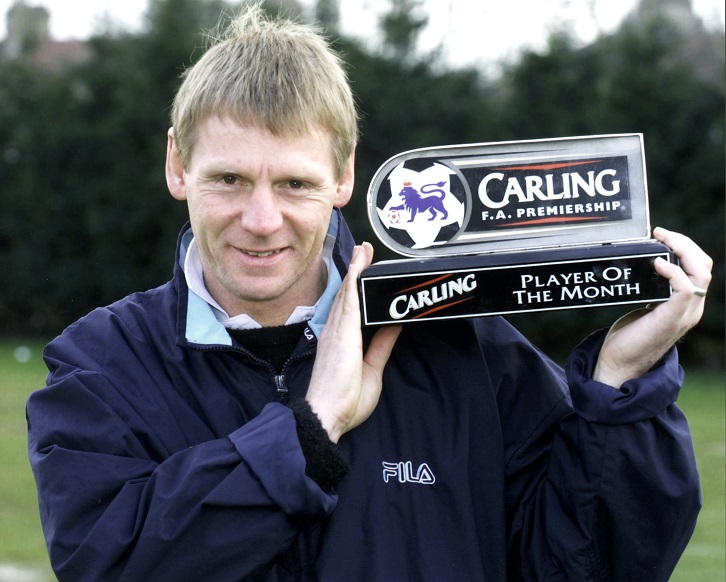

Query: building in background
[0,0,722,80]
[1,0,89,70]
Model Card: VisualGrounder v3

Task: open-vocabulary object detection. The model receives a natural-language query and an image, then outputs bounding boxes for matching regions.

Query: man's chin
[230,277,292,305]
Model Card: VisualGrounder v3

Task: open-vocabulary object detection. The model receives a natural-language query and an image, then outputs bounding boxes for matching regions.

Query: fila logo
[382,461,436,485]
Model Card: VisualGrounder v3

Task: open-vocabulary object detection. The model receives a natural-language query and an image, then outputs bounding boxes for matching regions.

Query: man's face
[166,116,354,326]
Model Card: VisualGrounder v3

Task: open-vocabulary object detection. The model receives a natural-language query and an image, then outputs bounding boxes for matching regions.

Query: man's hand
[593,227,712,388]
[306,243,402,443]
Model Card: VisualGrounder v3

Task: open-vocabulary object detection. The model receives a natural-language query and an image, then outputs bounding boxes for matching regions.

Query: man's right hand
[306,243,402,443]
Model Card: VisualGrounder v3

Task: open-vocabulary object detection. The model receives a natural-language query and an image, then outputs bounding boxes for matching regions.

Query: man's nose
[240,185,284,235]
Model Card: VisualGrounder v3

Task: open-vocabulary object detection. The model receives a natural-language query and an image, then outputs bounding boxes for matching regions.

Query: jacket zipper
[192,337,316,404]
[272,338,317,404]
[274,374,289,403]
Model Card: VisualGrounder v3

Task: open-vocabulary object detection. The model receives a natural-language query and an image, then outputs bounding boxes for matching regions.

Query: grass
[670,370,726,581]
[0,339,723,580]
[0,339,55,581]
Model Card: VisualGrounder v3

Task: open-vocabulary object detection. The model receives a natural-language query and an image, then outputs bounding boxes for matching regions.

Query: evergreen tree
[0,0,721,366]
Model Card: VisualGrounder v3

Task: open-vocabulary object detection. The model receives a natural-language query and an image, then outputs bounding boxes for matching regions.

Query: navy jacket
[27,211,700,581]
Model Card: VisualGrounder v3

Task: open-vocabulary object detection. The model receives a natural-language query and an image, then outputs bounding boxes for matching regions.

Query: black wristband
[288,399,349,492]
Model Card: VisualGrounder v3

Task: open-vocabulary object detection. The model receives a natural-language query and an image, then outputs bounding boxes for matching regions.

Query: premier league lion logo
[390,181,449,222]
[376,162,465,250]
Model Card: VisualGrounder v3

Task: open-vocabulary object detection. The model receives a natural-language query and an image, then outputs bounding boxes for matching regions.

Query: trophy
[359,134,673,326]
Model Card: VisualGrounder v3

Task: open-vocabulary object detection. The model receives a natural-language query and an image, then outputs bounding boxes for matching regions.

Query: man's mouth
[244,249,283,258]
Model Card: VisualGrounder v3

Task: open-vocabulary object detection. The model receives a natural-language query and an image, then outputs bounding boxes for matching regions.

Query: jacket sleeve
[27,364,339,582]
[494,326,701,581]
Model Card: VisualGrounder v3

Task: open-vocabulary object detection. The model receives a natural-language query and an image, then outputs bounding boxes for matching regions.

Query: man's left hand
[593,227,712,388]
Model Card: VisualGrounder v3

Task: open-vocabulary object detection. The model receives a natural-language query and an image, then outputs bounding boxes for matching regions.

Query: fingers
[365,325,402,372]
[347,242,374,280]
[355,325,402,420]
[653,227,713,295]
[653,257,694,297]
[343,243,401,369]
[327,243,373,326]
[648,227,710,339]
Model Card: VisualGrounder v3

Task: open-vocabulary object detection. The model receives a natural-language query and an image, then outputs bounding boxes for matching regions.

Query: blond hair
[171,3,358,178]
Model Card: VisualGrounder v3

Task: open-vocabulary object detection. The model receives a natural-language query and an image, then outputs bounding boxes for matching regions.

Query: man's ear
[334,150,355,208]
[166,128,187,201]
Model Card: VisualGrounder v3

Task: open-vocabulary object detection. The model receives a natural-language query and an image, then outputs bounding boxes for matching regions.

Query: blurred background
[0,2,723,580]
[0,0,723,367]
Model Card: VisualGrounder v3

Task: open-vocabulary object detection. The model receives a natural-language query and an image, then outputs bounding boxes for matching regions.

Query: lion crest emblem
[390,181,449,222]
[376,162,465,250]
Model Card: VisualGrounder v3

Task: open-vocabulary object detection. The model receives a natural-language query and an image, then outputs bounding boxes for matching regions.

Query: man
[27,4,712,581]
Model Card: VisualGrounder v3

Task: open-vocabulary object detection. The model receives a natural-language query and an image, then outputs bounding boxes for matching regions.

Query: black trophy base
[359,241,673,326]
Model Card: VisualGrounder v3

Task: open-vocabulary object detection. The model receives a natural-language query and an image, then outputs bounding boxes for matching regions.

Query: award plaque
[359,134,673,326]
